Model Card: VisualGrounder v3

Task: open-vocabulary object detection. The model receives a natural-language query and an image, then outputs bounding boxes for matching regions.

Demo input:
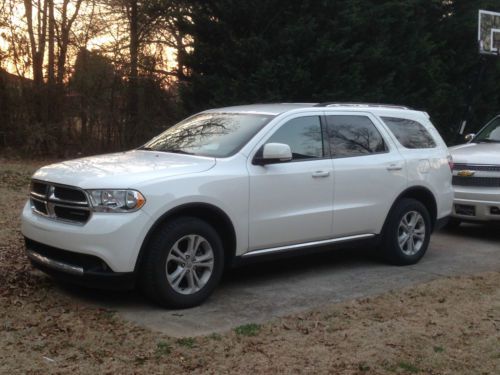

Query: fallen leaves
[0,160,499,374]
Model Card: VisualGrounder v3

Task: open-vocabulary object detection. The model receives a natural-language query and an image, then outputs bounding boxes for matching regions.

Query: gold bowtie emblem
[457,170,475,177]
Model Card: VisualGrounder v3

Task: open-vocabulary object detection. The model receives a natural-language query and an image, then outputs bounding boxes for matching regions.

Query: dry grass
[0,159,499,374]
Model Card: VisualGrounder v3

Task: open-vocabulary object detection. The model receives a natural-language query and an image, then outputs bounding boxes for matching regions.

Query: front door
[247,114,334,251]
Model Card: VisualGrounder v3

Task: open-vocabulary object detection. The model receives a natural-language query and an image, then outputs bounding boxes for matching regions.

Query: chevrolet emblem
[457,170,475,177]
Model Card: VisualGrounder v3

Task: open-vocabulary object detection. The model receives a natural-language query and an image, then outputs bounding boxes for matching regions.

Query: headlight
[87,189,146,213]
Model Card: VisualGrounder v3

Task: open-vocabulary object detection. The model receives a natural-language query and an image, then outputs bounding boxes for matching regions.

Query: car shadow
[53,244,381,309]
[438,222,500,241]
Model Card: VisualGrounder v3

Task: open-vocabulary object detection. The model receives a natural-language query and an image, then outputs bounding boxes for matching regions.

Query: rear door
[325,112,407,237]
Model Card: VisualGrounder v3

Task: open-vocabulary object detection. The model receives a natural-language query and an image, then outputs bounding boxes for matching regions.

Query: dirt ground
[0,159,499,374]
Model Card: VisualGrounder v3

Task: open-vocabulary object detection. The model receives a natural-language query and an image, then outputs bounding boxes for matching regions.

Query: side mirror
[464,133,475,142]
[253,143,292,165]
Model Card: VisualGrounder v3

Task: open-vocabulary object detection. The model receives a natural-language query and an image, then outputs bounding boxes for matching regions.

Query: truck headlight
[87,189,146,213]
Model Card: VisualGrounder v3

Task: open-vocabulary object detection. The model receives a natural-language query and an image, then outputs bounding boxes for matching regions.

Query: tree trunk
[23,0,48,126]
[126,0,139,147]
[56,0,84,85]
[47,0,55,85]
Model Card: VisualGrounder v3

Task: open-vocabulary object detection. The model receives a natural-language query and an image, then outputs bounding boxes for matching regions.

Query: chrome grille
[452,176,500,187]
[30,180,91,224]
[453,163,500,172]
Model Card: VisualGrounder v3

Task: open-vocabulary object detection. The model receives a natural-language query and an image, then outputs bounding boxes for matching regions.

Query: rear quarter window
[381,117,436,149]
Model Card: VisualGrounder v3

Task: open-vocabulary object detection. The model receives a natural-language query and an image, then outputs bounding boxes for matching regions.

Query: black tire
[139,217,224,309]
[380,198,431,265]
[443,217,461,231]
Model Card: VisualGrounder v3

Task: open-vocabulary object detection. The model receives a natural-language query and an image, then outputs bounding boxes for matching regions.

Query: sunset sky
[0,1,177,79]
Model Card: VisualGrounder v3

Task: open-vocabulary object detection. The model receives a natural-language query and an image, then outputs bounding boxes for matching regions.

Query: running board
[242,234,375,258]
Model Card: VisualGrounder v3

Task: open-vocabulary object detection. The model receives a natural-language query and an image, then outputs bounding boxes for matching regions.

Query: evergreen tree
[180,0,500,143]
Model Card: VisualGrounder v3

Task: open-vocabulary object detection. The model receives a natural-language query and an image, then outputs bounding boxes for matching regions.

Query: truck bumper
[452,186,500,222]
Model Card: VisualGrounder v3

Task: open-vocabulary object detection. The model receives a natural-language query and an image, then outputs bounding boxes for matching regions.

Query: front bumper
[21,201,152,272]
[452,186,500,222]
[26,238,135,290]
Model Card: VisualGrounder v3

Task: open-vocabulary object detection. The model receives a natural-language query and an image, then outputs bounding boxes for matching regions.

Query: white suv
[21,103,453,308]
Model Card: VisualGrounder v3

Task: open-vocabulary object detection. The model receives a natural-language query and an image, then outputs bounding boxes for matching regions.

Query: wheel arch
[134,203,237,273]
[385,186,438,231]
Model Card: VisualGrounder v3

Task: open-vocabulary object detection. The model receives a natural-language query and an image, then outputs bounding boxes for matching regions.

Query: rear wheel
[380,198,431,265]
[140,217,224,308]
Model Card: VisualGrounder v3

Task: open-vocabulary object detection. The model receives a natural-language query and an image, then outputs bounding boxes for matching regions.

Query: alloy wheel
[397,211,426,256]
[166,234,214,295]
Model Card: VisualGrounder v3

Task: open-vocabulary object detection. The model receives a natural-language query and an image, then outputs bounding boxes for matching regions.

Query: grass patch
[101,310,117,321]
[433,345,445,353]
[234,323,261,337]
[358,362,370,371]
[155,341,172,356]
[208,333,222,341]
[176,337,195,348]
[398,361,419,373]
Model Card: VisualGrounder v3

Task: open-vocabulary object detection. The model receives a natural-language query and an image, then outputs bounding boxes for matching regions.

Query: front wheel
[380,198,431,265]
[140,217,224,308]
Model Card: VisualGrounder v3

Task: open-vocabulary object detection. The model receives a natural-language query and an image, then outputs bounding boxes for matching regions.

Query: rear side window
[325,115,387,158]
[267,116,324,160]
[381,117,436,149]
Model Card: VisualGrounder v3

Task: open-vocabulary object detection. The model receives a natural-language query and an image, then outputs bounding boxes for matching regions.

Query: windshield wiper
[476,139,500,143]
[138,146,194,155]
[165,149,194,155]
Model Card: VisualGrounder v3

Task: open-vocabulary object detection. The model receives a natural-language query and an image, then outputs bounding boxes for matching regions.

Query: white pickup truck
[450,115,500,225]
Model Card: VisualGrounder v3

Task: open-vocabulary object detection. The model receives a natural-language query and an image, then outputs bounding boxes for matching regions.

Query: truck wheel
[140,217,224,308]
[380,198,431,265]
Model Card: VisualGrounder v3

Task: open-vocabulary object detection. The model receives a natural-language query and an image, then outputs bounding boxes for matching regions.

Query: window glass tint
[267,116,323,160]
[326,115,387,157]
[381,117,436,149]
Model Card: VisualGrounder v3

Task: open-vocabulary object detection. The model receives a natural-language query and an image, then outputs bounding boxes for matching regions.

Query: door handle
[312,170,330,178]
[386,164,403,171]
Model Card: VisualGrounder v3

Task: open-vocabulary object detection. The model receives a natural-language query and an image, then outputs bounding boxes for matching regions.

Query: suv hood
[32,150,216,188]
[450,143,500,165]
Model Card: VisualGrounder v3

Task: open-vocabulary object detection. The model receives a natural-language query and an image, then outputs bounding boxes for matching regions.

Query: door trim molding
[242,234,375,258]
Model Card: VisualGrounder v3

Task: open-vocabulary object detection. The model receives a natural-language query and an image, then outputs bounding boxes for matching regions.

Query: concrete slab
[61,223,500,337]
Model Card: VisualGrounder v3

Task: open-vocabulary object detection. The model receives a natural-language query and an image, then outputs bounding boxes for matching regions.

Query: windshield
[141,113,274,157]
[474,117,500,143]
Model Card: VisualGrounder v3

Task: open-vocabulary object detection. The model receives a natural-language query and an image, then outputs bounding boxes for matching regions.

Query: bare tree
[55,0,84,84]
[23,0,48,86]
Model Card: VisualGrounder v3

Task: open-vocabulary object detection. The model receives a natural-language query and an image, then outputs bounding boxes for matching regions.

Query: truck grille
[30,180,91,224]
[452,176,500,187]
[453,163,500,172]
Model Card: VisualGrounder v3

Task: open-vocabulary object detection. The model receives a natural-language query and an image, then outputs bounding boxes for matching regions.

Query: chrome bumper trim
[27,250,84,276]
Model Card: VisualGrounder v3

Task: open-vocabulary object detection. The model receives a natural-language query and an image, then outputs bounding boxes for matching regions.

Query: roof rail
[314,102,412,110]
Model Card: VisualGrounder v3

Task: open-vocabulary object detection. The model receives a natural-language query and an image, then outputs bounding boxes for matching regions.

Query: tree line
[0,0,500,157]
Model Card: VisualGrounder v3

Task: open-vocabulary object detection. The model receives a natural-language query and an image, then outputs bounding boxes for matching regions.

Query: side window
[381,117,436,149]
[325,115,387,158]
[267,116,323,160]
